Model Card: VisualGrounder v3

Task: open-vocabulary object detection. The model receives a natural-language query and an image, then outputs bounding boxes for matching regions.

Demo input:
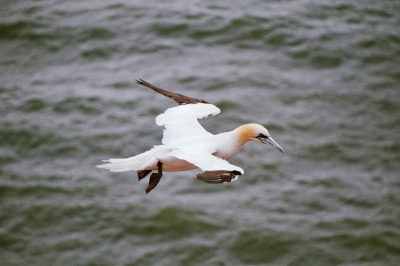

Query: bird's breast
[213,144,243,160]
[211,132,244,160]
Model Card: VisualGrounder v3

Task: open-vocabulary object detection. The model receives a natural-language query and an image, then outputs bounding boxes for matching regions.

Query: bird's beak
[261,136,284,153]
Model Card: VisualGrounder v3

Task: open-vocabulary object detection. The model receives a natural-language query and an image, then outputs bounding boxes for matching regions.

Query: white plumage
[96,80,283,193]
[156,103,220,145]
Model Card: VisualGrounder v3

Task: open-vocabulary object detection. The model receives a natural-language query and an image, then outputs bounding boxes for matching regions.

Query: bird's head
[237,123,284,153]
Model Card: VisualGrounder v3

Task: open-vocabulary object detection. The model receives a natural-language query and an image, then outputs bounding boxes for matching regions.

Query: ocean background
[1,0,399,265]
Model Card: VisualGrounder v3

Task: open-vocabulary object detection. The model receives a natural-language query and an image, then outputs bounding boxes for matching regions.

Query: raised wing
[136,79,209,105]
[156,103,220,145]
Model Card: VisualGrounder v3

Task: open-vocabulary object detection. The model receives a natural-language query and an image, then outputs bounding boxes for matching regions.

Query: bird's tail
[96,148,158,172]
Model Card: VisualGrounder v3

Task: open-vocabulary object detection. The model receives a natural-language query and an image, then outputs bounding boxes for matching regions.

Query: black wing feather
[136,79,209,105]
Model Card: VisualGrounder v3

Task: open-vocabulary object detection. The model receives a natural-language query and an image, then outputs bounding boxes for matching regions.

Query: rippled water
[1,0,400,265]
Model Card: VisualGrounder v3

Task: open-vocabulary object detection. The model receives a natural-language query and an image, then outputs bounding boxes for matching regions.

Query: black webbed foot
[137,170,152,181]
[145,162,163,194]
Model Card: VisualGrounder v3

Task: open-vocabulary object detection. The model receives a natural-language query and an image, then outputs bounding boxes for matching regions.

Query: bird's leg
[145,161,163,194]
[137,170,152,181]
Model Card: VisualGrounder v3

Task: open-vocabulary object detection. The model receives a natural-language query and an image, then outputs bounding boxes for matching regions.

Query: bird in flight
[96,79,284,194]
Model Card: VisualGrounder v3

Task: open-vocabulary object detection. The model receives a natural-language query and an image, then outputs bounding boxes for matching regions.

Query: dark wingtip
[196,170,241,184]
[135,78,147,85]
[135,78,210,105]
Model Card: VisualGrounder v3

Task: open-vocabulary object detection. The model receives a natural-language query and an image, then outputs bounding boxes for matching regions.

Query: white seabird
[96,79,284,193]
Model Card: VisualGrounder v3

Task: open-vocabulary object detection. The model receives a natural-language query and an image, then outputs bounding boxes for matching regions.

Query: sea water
[1,1,399,265]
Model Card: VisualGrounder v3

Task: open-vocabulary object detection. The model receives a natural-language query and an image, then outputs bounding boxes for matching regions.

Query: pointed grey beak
[261,136,284,153]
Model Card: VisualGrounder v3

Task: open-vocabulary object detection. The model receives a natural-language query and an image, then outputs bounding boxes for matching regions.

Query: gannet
[96,79,284,194]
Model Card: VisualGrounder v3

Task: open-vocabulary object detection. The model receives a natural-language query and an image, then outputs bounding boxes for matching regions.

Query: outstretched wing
[169,149,244,183]
[156,103,220,145]
[136,79,219,145]
[169,149,244,174]
[136,79,209,105]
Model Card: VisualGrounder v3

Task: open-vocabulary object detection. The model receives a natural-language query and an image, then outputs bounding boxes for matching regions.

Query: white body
[105,131,244,172]
[98,104,244,173]
[97,103,283,178]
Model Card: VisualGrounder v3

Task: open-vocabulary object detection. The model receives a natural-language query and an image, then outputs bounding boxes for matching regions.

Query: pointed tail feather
[96,149,158,173]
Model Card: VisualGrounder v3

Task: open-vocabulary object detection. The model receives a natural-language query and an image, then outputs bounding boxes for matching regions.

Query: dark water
[1,0,400,265]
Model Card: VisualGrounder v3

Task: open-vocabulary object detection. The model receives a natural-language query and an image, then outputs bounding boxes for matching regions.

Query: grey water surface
[1,0,400,265]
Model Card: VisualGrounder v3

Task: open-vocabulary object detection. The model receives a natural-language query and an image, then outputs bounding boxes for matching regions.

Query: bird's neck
[212,130,246,160]
[212,125,255,160]
[232,124,257,145]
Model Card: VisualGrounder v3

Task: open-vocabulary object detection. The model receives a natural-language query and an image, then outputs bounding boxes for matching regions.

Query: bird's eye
[257,133,268,139]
